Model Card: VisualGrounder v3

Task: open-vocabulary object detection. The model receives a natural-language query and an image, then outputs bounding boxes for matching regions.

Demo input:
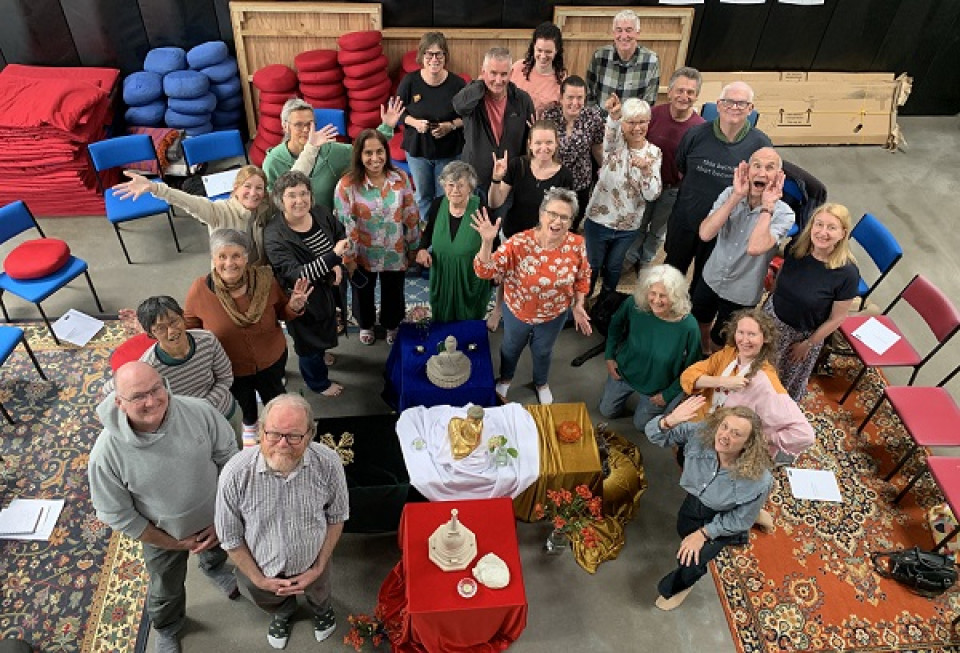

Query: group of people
[88,10,868,650]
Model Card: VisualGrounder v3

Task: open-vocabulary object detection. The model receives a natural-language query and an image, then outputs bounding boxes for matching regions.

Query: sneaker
[495,381,511,399]
[313,608,337,642]
[154,629,181,653]
[267,614,292,650]
[536,385,554,405]
[202,563,240,600]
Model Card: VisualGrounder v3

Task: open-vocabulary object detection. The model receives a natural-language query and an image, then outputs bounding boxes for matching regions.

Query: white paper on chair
[202,169,240,198]
[851,317,900,355]
[786,468,843,502]
[0,499,65,540]
[52,309,103,347]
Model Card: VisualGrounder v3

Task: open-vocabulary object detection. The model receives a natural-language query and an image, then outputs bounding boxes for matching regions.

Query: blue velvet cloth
[382,320,497,411]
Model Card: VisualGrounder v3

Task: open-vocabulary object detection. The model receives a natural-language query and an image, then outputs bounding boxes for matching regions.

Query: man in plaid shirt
[586,9,660,108]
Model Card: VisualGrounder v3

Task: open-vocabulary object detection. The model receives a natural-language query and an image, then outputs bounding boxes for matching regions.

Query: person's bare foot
[320,382,343,397]
[754,508,775,533]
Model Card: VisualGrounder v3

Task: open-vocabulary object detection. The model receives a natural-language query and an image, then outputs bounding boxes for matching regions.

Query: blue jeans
[584,219,640,295]
[299,350,331,393]
[625,187,678,267]
[598,375,685,433]
[500,305,567,387]
[406,154,457,221]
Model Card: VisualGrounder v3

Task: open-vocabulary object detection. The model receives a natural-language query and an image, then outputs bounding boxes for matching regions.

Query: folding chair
[0,326,48,424]
[700,102,759,127]
[850,213,903,304]
[857,364,960,482]
[87,134,181,264]
[893,456,960,553]
[0,201,104,345]
[837,274,960,404]
[181,130,249,200]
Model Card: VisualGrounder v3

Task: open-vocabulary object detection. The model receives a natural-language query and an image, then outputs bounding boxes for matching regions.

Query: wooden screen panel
[554,6,695,101]
[230,2,382,133]
[382,28,534,82]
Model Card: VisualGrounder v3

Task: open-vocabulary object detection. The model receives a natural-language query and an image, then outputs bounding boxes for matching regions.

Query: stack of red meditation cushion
[338,31,390,140]
[250,64,298,166]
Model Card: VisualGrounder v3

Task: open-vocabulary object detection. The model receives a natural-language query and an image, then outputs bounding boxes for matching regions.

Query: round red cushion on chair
[348,78,392,101]
[298,68,344,84]
[338,46,383,67]
[343,71,389,91]
[402,50,419,73]
[294,49,339,72]
[258,90,298,105]
[4,238,70,280]
[109,333,154,372]
[298,82,345,100]
[337,31,382,52]
[342,55,388,80]
[252,65,298,92]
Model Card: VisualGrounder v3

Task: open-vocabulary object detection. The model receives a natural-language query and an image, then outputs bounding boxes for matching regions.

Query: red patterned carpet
[711,357,958,652]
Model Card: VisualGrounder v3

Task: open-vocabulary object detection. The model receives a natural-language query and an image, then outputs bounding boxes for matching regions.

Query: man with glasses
[664,81,771,290]
[89,362,239,653]
[216,394,348,650]
[586,9,660,107]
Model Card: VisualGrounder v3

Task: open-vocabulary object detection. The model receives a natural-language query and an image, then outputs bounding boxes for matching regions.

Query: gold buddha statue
[447,405,485,460]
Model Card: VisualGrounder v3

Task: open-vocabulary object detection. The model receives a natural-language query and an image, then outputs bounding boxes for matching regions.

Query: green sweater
[262,124,394,211]
[604,298,701,402]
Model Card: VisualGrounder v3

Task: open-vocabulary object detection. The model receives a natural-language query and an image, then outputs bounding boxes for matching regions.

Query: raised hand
[112,170,156,201]
[289,277,314,311]
[732,161,750,199]
[665,395,707,427]
[491,151,508,182]
[308,123,339,148]
[605,93,622,120]
[470,207,501,243]
[381,96,405,128]
[761,169,785,207]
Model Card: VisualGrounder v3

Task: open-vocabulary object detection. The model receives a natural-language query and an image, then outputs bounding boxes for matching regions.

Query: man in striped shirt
[216,394,349,650]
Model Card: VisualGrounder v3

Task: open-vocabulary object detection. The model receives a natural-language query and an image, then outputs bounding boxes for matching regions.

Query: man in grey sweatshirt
[88,362,239,653]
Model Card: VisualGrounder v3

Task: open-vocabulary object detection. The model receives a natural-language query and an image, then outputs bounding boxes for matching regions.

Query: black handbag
[872,547,957,596]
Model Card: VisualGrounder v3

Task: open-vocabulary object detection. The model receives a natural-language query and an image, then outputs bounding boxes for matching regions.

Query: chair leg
[884,443,919,482]
[83,270,105,313]
[0,400,13,425]
[35,304,60,346]
[892,464,926,503]
[113,224,133,264]
[20,338,46,381]
[0,294,8,322]
[166,211,182,253]
[933,525,960,553]
[857,395,886,435]
[839,366,867,404]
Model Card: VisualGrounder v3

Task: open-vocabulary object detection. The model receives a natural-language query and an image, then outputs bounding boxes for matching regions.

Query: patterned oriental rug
[711,356,959,652]
[0,322,147,653]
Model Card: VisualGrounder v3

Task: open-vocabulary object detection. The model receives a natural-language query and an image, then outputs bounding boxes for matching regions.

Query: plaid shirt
[586,44,660,107]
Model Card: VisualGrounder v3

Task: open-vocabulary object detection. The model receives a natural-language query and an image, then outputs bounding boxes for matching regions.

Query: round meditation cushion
[165,108,212,128]
[187,41,229,69]
[337,31,382,52]
[144,47,187,75]
[252,65,297,92]
[341,55,388,80]
[217,95,244,112]
[123,71,164,106]
[167,93,217,115]
[337,46,384,67]
[201,58,239,84]
[298,68,344,84]
[3,238,70,280]
[184,122,214,136]
[212,108,244,126]
[163,70,210,99]
[210,77,242,101]
[124,101,166,126]
[343,71,389,91]
[294,49,339,72]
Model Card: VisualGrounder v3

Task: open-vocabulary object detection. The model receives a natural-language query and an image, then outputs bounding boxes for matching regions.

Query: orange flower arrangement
[344,612,388,651]
[534,484,603,548]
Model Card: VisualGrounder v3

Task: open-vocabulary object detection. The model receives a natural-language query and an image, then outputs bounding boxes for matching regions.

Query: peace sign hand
[491,151,509,182]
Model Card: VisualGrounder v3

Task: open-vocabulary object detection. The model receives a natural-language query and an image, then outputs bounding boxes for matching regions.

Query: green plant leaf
[507,448,518,457]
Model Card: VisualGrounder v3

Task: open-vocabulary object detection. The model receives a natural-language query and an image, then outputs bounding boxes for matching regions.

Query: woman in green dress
[414,161,493,322]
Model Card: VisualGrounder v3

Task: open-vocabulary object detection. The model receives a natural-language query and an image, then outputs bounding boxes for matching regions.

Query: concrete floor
[4,115,959,652]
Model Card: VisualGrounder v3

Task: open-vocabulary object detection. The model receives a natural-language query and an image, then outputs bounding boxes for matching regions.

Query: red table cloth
[378,497,527,652]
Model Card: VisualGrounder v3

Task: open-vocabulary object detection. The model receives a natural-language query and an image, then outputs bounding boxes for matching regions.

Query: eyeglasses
[289,121,314,131]
[149,315,184,336]
[118,383,166,405]
[543,209,573,223]
[718,98,752,110]
[262,430,309,445]
[423,51,445,60]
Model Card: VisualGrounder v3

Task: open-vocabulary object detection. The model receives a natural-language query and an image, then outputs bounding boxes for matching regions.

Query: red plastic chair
[837,274,960,404]
[858,364,960,482]
[893,456,960,553]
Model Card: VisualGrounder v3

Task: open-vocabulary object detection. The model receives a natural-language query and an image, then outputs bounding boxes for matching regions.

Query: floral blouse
[334,170,421,272]
[474,229,591,324]
[542,104,604,192]
[584,116,662,231]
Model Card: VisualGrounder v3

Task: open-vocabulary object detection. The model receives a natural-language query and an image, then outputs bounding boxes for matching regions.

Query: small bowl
[415,345,425,354]
[467,343,478,352]
[457,577,478,598]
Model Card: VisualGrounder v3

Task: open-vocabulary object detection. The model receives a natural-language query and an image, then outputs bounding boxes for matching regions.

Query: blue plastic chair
[87,134,181,264]
[700,102,759,128]
[0,201,104,345]
[182,130,249,200]
[782,177,803,238]
[0,325,47,424]
[850,213,903,301]
[314,108,347,137]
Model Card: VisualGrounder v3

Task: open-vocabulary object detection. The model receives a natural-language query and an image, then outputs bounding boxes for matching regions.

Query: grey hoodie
[88,390,238,541]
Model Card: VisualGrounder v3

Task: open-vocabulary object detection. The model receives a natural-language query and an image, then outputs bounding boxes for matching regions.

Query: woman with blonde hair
[599,264,700,433]
[764,202,859,400]
[646,396,773,611]
[113,165,272,265]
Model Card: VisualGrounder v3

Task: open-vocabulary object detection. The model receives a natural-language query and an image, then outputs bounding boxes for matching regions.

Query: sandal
[386,328,399,345]
[320,382,343,397]
[359,329,375,346]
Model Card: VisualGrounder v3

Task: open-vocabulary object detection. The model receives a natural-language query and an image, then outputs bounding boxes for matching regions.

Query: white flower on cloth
[538,276,551,286]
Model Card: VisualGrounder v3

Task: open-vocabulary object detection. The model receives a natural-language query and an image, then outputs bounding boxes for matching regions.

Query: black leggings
[230,349,287,426]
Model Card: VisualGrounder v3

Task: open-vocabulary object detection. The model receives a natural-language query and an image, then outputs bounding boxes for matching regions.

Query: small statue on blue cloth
[426,335,471,389]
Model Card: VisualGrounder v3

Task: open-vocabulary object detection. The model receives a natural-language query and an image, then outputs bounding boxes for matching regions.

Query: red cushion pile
[295,49,346,112]
[250,64,298,166]
[0,64,119,217]
[338,31,390,139]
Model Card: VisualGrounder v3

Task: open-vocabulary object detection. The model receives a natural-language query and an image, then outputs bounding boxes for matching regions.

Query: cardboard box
[699,72,912,148]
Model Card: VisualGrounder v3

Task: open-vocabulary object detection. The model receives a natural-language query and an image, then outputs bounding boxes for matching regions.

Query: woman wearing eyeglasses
[472,187,592,405]
[397,32,466,221]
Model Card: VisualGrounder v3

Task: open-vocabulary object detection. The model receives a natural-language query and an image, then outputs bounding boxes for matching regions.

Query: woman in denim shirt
[645,396,773,611]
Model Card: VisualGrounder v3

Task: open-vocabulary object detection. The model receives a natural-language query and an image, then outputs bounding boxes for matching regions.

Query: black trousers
[663,220,717,293]
[352,269,406,331]
[230,349,287,425]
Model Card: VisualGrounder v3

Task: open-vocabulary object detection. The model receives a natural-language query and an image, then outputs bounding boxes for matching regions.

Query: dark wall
[0,0,955,114]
